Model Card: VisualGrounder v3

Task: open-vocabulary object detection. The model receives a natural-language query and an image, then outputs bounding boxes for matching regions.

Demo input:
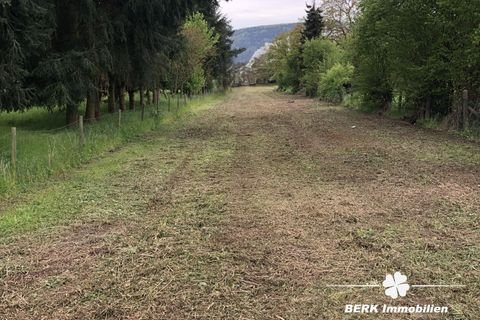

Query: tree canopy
[263,0,479,129]
[302,2,324,42]
[0,0,237,124]
[351,0,480,121]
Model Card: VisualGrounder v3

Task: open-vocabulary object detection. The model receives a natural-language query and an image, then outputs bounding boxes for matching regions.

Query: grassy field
[0,94,220,196]
[0,87,478,319]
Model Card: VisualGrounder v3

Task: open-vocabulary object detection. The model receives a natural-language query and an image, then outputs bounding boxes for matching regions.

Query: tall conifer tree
[302,2,324,42]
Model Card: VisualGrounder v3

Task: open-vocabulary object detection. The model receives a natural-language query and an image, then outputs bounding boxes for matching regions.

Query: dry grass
[0,86,479,319]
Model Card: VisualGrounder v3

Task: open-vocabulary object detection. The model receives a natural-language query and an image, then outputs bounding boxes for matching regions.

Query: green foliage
[264,5,352,100]
[263,0,478,132]
[187,68,207,94]
[318,63,354,103]
[349,0,393,111]
[302,39,342,97]
[351,0,480,121]
[183,12,219,61]
[343,91,362,109]
[250,53,275,84]
[0,94,223,195]
[180,12,220,94]
[264,13,352,102]
[0,0,236,124]
[0,0,53,111]
[267,25,304,92]
[206,10,245,90]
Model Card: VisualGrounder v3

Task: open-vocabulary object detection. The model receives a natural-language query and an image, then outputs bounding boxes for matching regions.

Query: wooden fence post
[118,109,122,128]
[11,127,16,172]
[462,89,469,130]
[79,116,85,146]
[168,94,171,112]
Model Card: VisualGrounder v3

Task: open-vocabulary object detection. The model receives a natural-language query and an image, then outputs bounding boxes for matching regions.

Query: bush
[343,92,362,109]
[318,63,354,103]
[302,39,343,97]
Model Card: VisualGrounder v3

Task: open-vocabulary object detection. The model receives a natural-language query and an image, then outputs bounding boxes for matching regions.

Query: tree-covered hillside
[232,23,298,64]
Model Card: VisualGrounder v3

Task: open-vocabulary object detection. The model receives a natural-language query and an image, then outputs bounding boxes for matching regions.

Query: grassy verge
[0,94,222,196]
[0,93,225,239]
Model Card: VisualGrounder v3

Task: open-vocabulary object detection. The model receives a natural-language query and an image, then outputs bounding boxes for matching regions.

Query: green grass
[0,94,223,196]
[0,93,227,238]
[0,141,159,239]
[459,124,480,141]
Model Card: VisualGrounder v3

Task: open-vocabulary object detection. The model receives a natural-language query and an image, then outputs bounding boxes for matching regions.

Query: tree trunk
[425,95,432,119]
[383,92,393,113]
[95,91,101,120]
[128,90,135,110]
[398,93,403,113]
[153,88,158,106]
[118,84,125,111]
[66,103,78,125]
[146,90,152,105]
[140,86,145,108]
[140,86,145,121]
[108,80,116,113]
[154,88,160,115]
[85,88,97,122]
[462,89,469,130]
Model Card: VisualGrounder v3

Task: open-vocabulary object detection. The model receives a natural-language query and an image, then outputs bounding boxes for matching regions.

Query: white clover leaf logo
[383,271,410,299]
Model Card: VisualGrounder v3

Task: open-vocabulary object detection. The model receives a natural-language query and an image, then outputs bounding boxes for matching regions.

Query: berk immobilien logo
[327,271,465,314]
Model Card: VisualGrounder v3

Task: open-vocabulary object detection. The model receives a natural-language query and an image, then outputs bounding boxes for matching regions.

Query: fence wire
[0,93,205,193]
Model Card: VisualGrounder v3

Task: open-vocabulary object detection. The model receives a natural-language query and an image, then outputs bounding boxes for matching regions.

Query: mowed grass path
[0,87,479,319]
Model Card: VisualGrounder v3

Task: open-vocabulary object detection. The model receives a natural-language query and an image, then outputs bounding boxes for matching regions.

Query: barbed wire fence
[0,91,210,193]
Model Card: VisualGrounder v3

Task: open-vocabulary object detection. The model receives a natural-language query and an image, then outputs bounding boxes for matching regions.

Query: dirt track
[1,86,479,319]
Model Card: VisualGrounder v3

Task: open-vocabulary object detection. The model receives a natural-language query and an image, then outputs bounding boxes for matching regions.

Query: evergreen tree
[34,0,107,124]
[1,0,236,124]
[205,10,242,90]
[302,2,324,42]
[0,0,52,111]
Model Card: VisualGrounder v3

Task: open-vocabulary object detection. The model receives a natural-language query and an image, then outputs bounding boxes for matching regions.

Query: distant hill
[232,23,299,64]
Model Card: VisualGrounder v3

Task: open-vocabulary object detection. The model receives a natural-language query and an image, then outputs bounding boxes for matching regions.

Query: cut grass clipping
[0,94,222,196]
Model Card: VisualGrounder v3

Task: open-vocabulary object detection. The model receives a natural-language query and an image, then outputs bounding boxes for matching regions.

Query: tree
[1,0,236,124]
[351,0,480,122]
[320,0,359,39]
[166,12,219,95]
[0,0,53,111]
[318,62,354,103]
[204,10,242,91]
[267,25,304,92]
[350,0,393,111]
[34,0,105,124]
[183,12,219,94]
[302,38,342,96]
[302,2,324,42]
[250,53,275,84]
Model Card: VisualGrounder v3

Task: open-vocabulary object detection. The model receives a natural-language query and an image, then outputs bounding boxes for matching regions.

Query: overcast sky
[220,0,308,30]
